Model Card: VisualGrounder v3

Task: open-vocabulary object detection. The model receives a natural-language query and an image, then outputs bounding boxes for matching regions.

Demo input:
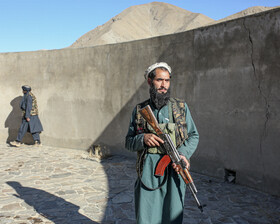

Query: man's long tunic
[17,92,43,142]
[125,99,199,224]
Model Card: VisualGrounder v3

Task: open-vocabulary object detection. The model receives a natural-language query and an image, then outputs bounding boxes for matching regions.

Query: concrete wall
[0,8,279,195]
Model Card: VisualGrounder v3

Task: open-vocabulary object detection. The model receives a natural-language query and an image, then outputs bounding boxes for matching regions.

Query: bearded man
[125,62,199,224]
[10,85,43,147]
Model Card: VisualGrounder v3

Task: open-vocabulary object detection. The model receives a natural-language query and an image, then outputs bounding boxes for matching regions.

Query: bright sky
[0,0,279,53]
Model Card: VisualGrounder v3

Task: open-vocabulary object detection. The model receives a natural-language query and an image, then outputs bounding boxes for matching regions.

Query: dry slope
[209,6,279,25]
[69,3,279,48]
[69,2,214,48]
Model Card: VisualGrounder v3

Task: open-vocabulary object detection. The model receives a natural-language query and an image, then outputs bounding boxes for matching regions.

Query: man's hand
[172,155,190,173]
[144,133,164,147]
[26,117,30,122]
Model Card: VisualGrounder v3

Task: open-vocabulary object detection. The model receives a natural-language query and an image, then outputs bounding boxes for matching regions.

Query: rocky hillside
[69,2,214,48]
[69,3,279,48]
[209,6,279,25]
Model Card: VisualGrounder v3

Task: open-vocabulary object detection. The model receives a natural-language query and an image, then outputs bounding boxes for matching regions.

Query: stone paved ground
[0,143,279,224]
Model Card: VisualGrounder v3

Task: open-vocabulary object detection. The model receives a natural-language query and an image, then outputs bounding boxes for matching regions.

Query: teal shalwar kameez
[125,100,199,224]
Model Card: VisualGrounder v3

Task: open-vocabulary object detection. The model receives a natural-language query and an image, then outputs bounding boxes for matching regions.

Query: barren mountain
[209,6,279,25]
[69,2,214,48]
[69,3,279,48]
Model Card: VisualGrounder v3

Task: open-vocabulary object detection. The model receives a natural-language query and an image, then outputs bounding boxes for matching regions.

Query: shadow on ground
[5,96,34,144]
[6,181,97,224]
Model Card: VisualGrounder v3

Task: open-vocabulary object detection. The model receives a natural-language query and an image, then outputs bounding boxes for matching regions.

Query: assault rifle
[139,105,204,212]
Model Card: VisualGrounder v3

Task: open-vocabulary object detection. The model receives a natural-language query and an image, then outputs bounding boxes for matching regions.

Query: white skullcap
[144,62,172,80]
[22,85,31,91]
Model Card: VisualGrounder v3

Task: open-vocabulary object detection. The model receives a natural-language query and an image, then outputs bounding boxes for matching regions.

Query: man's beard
[149,84,171,109]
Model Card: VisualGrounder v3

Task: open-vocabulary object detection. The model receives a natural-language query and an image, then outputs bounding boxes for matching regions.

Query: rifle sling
[137,150,169,191]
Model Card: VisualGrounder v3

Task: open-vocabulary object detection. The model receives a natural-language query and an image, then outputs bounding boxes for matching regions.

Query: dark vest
[135,98,189,178]
[22,92,39,116]
[135,98,188,148]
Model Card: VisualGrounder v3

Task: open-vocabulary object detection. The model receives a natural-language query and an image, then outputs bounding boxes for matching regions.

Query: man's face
[149,68,170,94]
[22,90,27,94]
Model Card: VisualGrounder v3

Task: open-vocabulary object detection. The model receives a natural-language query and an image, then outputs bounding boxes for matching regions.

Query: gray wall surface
[1,8,279,196]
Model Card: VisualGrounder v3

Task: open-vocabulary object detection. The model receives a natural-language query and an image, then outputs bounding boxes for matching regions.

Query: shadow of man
[5,96,33,144]
[6,181,97,224]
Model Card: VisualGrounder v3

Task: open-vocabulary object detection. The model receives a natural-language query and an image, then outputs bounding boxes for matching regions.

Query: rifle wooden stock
[139,105,164,136]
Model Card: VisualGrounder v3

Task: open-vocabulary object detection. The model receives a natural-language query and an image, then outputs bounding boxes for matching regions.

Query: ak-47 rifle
[139,105,204,212]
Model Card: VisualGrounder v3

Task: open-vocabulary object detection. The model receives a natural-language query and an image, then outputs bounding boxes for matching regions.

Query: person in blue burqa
[10,85,43,147]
